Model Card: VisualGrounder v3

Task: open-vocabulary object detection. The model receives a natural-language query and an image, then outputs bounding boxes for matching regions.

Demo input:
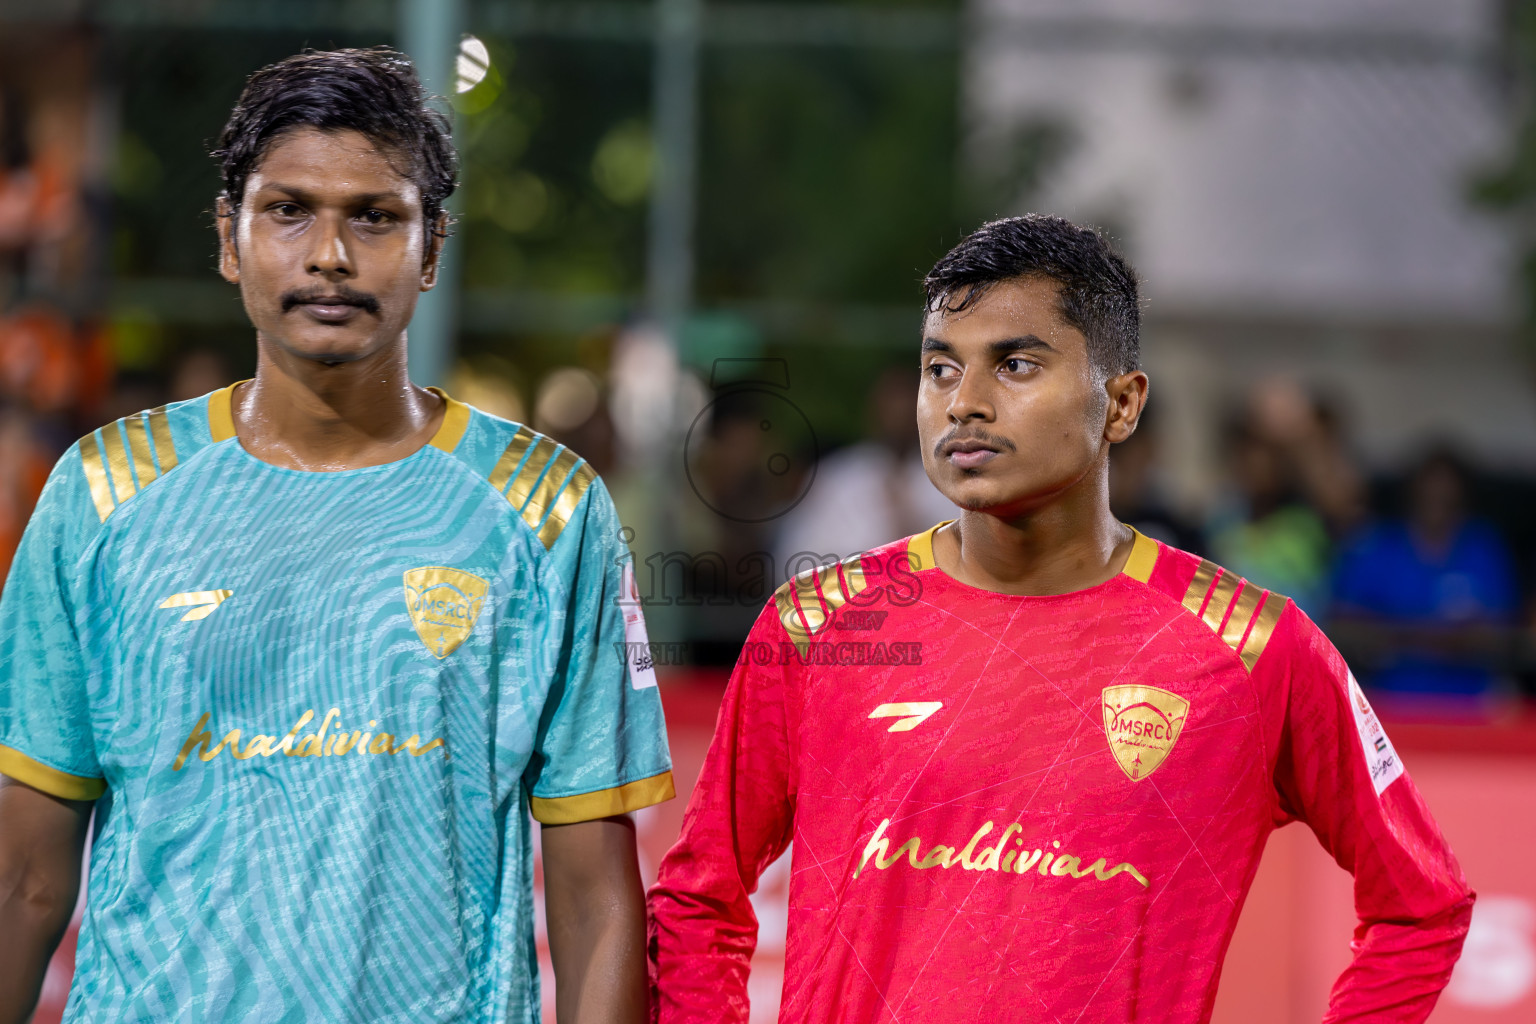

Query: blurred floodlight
[456,35,490,94]
[535,368,603,434]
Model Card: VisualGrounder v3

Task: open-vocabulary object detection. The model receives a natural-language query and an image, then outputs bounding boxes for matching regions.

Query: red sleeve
[1257,600,1474,1023]
[647,602,798,1024]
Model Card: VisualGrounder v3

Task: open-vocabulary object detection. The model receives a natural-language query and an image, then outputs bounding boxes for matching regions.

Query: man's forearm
[0,778,91,1024]
[1326,895,1475,1023]
[542,816,647,1024]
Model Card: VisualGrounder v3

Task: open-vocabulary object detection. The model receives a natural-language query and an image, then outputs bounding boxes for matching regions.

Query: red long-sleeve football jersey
[648,526,1473,1023]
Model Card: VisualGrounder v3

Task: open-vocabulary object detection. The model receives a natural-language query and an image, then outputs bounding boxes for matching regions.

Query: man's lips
[942,439,1002,469]
[295,300,366,323]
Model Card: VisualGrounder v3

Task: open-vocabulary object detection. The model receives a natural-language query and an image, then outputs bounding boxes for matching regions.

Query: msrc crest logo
[1101,684,1191,781]
[404,567,489,659]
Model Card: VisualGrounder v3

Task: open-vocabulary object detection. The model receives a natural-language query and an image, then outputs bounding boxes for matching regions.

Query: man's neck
[934,476,1134,597]
[230,339,445,471]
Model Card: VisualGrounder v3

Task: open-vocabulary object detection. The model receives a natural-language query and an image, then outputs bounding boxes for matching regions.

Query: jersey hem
[0,743,105,800]
[529,770,676,824]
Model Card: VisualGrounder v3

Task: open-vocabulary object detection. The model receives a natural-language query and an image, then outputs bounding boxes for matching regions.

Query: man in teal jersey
[0,48,672,1023]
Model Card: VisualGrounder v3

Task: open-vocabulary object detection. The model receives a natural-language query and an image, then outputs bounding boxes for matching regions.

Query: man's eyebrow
[920,335,1057,355]
[253,184,410,206]
[988,335,1056,354]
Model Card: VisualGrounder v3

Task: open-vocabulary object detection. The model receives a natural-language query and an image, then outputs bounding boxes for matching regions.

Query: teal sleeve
[0,445,105,798]
[522,478,674,824]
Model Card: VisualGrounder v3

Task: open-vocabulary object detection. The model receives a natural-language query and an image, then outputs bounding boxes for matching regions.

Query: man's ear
[216,196,240,284]
[1104,370,1149,444]
[420,213,449,291]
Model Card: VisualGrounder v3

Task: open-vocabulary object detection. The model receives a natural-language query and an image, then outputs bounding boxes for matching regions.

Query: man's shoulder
[443,402,604,553]
[67,388,230,528]
[1133,535,1296,674]
[766,530,933,652]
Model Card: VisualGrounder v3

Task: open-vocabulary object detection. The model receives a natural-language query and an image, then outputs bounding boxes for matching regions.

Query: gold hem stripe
[424,389,471,452]
[0,745,105,801]
[1181,560,1218,617]
[1200,569,1241,634]
[1121,528,1159,583]
[79,431,115,522]
[124,413,157,490]
[207,381,244,442]
[1239,593,1287,671]
[100,421,137,504]
[147,405,177,473]
[530,771,676,824]
[1221,581,1265,654]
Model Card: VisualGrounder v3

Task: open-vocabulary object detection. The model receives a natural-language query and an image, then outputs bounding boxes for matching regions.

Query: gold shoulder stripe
[424,388,471,452]
[1121,528,1159,584]
[77,407,183,523]
[773,556,871,657]
[1181,559,1218,617]
[529,770,676,824]
[79,430,115,522]
[1220,580,1264,654]
[488,425,537,493]
[99,419,136,504]
[207,381,243,442]
[774,577,814,654]
[0,744,106,801]
[1201,569,1241,634]
[535,461,597,549]
[489,427,600,549]
[1239,592,1287,671]
[1178,558,1291,673]
[147,405,177,473]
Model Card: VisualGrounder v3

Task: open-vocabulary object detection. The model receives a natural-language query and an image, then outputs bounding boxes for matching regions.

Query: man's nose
[306,213,354,277]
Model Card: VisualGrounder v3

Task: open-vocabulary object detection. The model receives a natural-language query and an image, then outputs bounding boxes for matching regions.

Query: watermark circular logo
[684,385,818,524]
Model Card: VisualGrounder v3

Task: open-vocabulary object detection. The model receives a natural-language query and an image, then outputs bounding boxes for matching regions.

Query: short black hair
[924,214,1140,375]
[212,47,458,234]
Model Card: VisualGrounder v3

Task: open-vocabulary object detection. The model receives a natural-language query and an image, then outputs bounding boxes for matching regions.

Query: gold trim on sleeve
[79,431,115,522]
[1181,559,1218,617]
[1239,593,1287,671]
[147,405,178,473]
[530,770,676,825]
[207,382,244,442]
[424,389,471,452]
[0,744,105,801]
[1120,528,1159,584]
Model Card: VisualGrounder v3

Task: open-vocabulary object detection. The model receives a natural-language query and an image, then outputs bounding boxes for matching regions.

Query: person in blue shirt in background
[1332,447,1519,698]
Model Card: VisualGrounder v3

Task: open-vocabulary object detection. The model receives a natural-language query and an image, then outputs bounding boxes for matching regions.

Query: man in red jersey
[648,215,1473,1022]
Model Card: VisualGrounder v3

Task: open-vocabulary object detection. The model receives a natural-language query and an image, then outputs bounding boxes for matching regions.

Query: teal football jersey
[0,383,674,1023]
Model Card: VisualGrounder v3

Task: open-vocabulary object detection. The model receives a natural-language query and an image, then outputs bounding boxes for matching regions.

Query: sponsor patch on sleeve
[620,560,658,690]
[1347,671,1403,795]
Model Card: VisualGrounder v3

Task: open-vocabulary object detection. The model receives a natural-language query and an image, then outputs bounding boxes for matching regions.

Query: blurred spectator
[1110,405,1204,554]
[1331,448,1519,698]
[773,365,955,566]
[1208,416,1333,615]
[0,402,50,585]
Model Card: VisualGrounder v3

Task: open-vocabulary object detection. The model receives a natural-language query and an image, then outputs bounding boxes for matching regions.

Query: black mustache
[933,429,1018,459]
[281,287,381,315]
